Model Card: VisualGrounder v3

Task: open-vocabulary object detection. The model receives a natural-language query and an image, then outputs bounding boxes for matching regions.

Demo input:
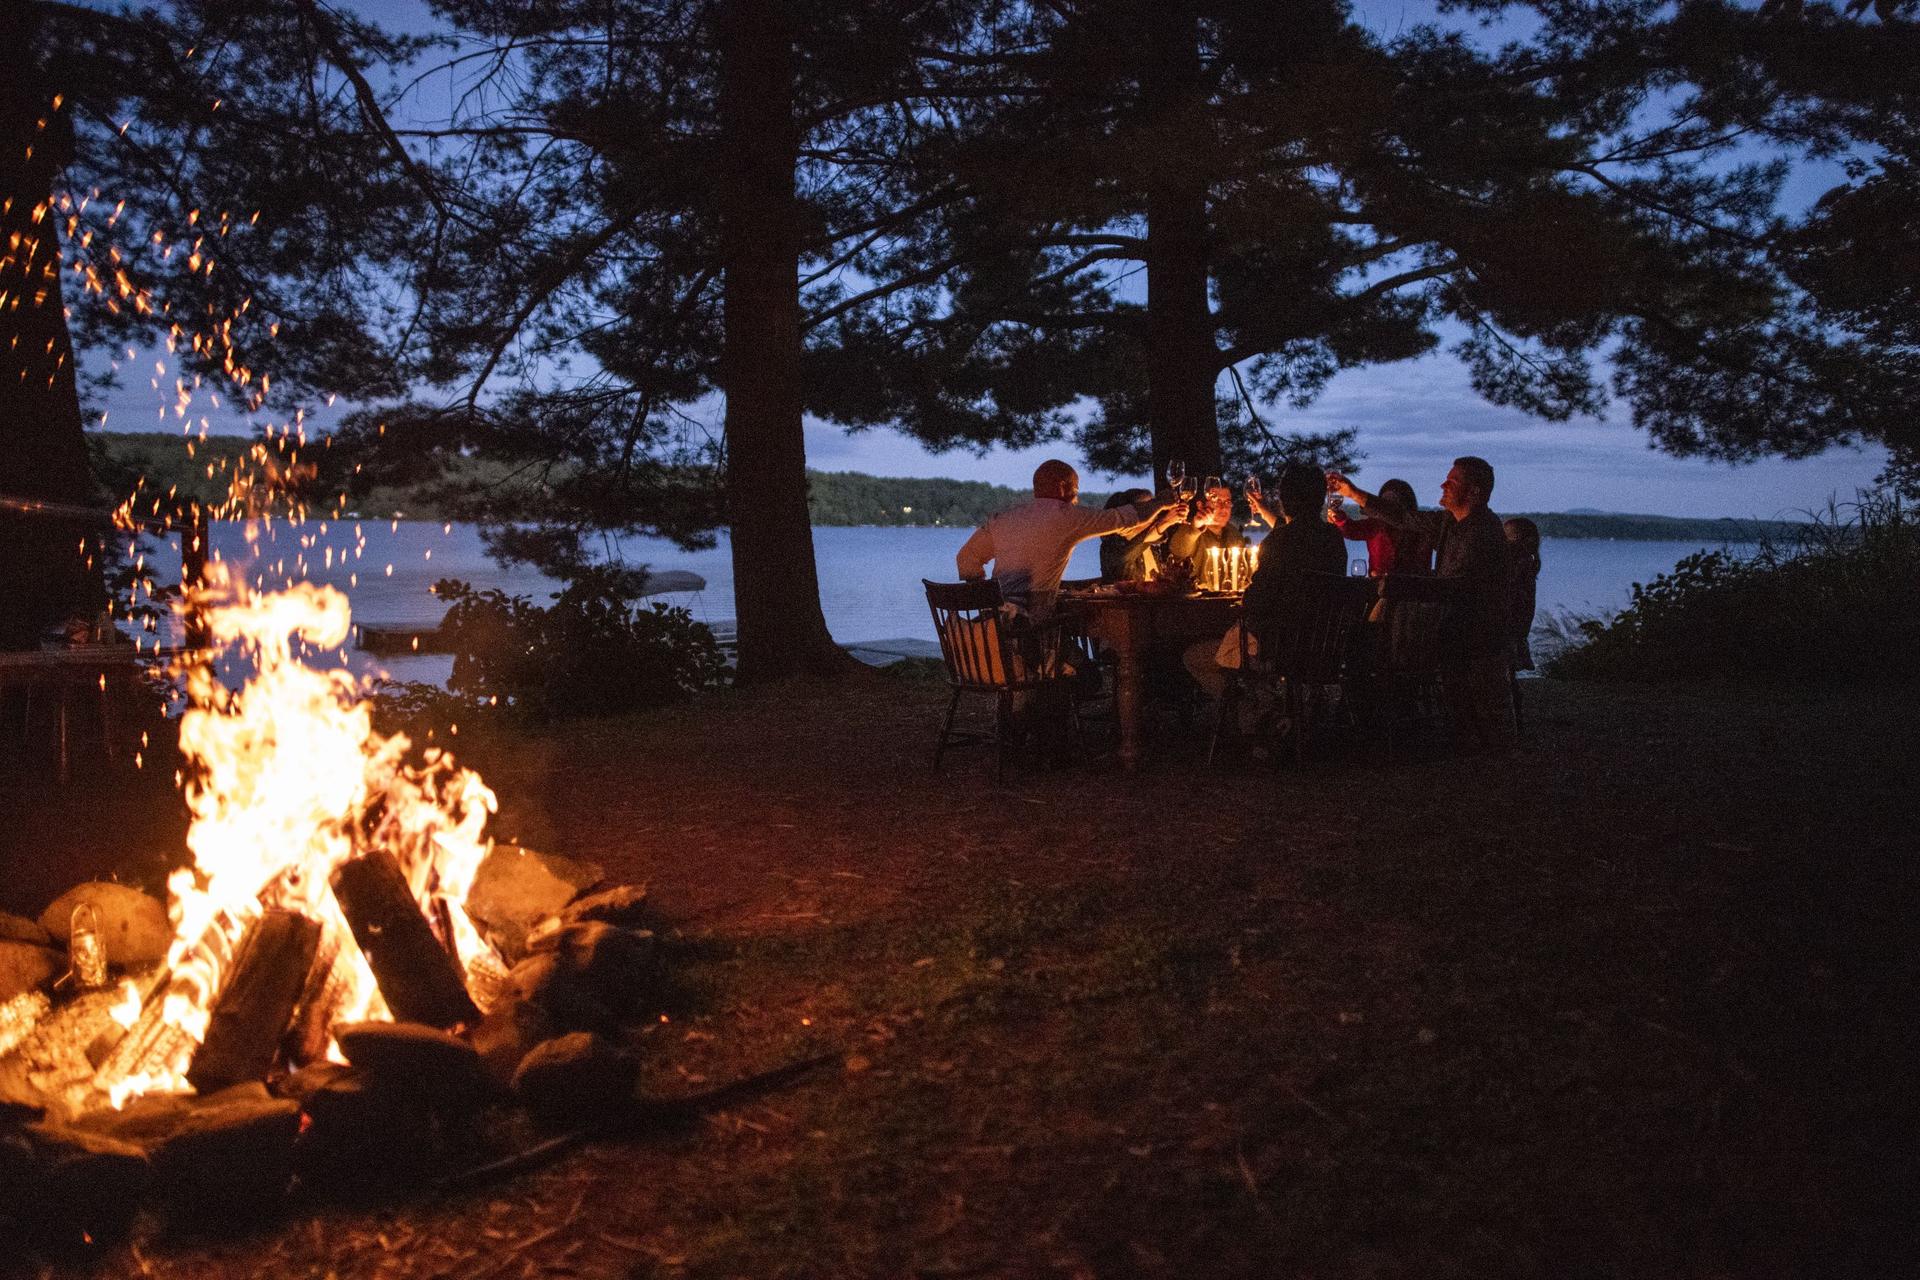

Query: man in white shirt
[957,460,1182,617]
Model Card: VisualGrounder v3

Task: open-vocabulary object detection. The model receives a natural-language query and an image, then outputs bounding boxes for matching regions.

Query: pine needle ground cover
[24,675,1918,1279]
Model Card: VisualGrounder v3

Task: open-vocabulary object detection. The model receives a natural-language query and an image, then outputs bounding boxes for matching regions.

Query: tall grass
[1545,490,1920,683]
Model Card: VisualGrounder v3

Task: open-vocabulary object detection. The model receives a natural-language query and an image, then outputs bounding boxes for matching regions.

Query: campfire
[1,569,658,1243]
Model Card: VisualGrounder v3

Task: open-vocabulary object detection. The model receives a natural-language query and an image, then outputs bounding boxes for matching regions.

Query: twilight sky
[84,0,1892,519]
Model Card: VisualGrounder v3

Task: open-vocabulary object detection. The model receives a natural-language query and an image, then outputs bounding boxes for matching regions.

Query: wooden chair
[923,580,1081,781]
[1210,572,1375,765]
[1369,573,1458,758]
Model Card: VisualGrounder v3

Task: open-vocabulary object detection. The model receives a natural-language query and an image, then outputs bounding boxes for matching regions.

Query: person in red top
[1326,478,1431,576]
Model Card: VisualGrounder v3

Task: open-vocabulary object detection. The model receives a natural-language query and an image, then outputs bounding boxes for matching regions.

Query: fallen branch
[433,1052,839,1195]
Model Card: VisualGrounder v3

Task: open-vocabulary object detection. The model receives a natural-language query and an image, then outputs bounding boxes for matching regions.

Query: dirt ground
[5,670,1917,1279]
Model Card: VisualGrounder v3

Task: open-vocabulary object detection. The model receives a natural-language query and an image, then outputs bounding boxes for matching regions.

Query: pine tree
[1,0,431,646]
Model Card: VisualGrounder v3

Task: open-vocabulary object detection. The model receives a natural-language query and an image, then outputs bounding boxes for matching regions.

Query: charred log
[331,850,478,1028]
[185,910,321,1093]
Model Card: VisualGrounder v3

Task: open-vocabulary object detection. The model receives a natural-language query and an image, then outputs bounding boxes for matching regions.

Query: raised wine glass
[1165,458,1186,493]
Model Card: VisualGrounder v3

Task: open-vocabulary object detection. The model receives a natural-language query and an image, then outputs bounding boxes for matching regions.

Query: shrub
[1546,491,1920,683]
[397,566,726,718]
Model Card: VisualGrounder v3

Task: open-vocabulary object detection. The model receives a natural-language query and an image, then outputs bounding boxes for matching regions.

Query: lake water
[143,519,1753,682]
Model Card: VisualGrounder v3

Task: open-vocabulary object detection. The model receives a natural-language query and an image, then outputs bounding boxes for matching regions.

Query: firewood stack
[0,844,658,1248]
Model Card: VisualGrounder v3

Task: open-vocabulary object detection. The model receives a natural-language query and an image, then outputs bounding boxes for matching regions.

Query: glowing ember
[97,564,497,1105]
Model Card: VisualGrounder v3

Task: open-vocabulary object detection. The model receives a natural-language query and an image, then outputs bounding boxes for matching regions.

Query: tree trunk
[1143,0,1221,488]
[716,0,857,684]
[0,7,105,649]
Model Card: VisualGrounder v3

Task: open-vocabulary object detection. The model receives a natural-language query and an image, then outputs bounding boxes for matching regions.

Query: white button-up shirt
[956,497,1144,614]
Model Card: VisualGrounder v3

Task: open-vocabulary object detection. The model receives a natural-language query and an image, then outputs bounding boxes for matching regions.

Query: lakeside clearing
[9,674,1915,1277]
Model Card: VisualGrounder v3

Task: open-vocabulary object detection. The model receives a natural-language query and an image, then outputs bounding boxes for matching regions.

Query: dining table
[1057,586,1242,771]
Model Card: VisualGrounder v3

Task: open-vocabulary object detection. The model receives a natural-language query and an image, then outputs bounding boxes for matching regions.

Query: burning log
[185,910,322,1094]
[92,920,243,1092]
[285,921,355,1066]
[331,849,478,1029]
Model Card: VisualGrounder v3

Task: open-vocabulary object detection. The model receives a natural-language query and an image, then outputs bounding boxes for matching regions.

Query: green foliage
[412,568,727,718]
[1546,492,1920,683]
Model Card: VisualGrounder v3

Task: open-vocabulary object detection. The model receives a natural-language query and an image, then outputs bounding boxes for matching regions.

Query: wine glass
[1165,459,1186,493]
[1349,557,1370,578]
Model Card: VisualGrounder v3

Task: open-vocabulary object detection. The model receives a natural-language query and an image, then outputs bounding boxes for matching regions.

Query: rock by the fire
[152,1091,301,1216]
[271,1059,352,1104]
[511,1031,634,1130]
[465,845,606,960]
[561,884,652,930]
[528,922,659,1016]
[0,940,61,1001]
[37,882,171,967]
[334,1021,487,1106]
[295,1071,441,1192]
[471,996,559,1089]
[0,911,51,946]
[0,1122,149,1244]
[503,952,617,1034]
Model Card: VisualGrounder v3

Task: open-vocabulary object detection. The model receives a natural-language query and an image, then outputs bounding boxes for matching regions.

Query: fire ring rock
[0,940,61,1001]
[470,996,560,1089]
[526,922,658,1016]
[1,1123,150,1245]
[502,952,617,1034]
[152,1092,302,1217]
[511,1032,635,1131]
[560,884,651,930]
[0,911,52,946]
[333,1021,487,1107]
[37,882,171,967]
[295,1071,441,1192]
[464,845,605,961]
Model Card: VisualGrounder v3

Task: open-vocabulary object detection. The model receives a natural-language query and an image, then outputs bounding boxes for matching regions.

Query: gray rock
[526,922,658,1016]
[38,882,172,967]
[502,952,616,1034]
[0,911,51,946]
[470,996,559,1089]
[294,1071,439,1192]
[333,1021,486,1106]
[464,845,604,960]
[270,1060,352,1104]
[560,884,651,929]
[511,1032,634,1130]
[1,1122,150,1243]
[0,939,61,1001]
[153,1093,301,1215]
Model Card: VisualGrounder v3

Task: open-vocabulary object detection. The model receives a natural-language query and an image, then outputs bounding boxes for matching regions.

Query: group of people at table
[953,456,1542,755]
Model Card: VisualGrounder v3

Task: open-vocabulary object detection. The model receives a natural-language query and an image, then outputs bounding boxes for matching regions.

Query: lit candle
[1228,546,1243,591]
[1208,547,1221,591]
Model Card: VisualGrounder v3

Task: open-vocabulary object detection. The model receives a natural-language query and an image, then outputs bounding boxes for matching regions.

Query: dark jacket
[1242,517,1347,619]
[1362,500,1511,664]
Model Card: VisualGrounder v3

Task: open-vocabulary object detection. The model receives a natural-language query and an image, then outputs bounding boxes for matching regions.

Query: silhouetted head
[1107,487,1151,511]
[1441,456,1494,517]
[1504,516,1540,554]
[1378,478,1418,516]
[1276,463,1326,522]
[1033,459,1080,503]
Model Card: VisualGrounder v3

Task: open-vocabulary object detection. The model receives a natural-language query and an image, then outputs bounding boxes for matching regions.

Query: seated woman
[1328,477,1431,576]
[1183,463,1345,707]
[1099,488,1182,582]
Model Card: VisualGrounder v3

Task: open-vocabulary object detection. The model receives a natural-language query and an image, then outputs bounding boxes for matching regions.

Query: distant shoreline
[91,432,1807,545]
